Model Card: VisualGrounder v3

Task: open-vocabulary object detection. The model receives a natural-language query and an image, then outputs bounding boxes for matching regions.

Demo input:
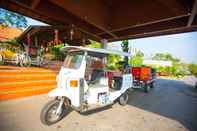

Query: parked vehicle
[0,53,3,63]
[131,66,156,92]
[40,46,132,125]
[0,47,30,66]
[28,46,44,66]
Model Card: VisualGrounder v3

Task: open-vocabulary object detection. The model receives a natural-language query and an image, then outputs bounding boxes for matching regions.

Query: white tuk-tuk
[40,46,133,125]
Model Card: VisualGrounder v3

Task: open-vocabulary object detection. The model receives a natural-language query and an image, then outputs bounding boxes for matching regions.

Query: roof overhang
[17,25,94,46]
[0,0,197,42]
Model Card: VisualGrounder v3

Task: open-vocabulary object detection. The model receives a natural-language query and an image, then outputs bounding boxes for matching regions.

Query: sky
[26,17,197,64]
[26,17,48,26]
[110,32,197,64]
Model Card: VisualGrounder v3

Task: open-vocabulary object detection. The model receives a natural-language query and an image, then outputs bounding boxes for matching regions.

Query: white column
[101,39,108,49]
[101,39,108,66]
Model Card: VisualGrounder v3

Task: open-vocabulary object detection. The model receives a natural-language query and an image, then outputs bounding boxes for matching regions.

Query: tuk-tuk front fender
[48,88,81,108]
[48,88,70,98]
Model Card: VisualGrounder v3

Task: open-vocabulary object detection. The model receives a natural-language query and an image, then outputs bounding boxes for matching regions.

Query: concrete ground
[0,78,197,131]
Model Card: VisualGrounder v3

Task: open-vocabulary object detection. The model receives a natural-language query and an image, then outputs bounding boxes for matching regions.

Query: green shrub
[106,54,122,70]
[49,44,65,60]
[188,64,197,76]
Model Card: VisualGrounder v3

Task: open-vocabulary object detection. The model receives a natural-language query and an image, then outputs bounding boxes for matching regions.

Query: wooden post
[54,29,59,45]
[26,33,31,55]
[27,33,31,46]
[35,36,38,47]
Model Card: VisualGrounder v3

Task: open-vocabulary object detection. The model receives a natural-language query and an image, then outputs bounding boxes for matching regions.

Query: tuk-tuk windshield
[63,51,84,69]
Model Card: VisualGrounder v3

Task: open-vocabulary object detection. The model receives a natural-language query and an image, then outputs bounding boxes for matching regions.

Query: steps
[0,66,59,101]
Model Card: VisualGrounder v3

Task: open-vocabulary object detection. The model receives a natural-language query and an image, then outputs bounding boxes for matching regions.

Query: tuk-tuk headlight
[70,80,78,88]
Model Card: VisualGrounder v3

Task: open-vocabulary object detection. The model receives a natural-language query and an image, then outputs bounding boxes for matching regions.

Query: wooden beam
[100,16,188,39]
[187,0,197,27]
[154,0,187,15]
[31,0,40,9]
[49,0,118,39]
[0,0,59,25]
[1,0,195,42]
[109,25,197,42]
[0,0,102,41]
[97,14,190,36]
[109,0,189,31]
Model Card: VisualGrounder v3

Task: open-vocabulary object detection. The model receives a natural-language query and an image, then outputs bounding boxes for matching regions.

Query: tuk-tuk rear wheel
[144,84,150,93]
[150,82,155,88]
[40,99,70,125]
[119,92,129,106]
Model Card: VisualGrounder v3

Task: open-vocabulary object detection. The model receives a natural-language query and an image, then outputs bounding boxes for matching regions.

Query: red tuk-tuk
[131,66,156,92]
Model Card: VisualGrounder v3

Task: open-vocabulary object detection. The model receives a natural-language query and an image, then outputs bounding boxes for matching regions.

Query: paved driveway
[0,79,197,131]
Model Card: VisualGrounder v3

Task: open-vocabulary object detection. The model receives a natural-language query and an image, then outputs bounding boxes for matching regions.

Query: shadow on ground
[127,78,197,131]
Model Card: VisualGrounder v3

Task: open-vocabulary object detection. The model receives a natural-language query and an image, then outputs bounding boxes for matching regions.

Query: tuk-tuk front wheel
[119,92,129,106]
[40,99,70,125]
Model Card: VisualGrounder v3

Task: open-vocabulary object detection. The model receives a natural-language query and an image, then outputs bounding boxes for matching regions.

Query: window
[63,51,84,69]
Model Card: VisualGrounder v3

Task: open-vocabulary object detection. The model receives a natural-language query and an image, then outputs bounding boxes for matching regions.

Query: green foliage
[188,64,197,76]
[130,56,143,67]
[106,54,122,70]
[0,39,22,52]
[151,53,189,77]
[0,8,27,28]
[85,40,101,48]
[4,39,19,46]
[154,63,190,77]
[121,40,129,63]
[129,50,144,67]
[86,40,123,70]
[121,40,129,52]
[136,50,144,57]
[152,53,180,63]
[49,44,65,60]
[170,66,177,75]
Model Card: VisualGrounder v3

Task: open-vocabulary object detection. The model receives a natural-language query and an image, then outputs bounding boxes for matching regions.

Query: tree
[85,40,101,48]
[129,50,144,67]
[152,53,166,60]
[151,53,189,77]
[0,8,27,28]
[107,54,122,69]
[121,40,129,64]
[188,64,197,76]
[85,40,123,70]
[152,53,180,63]
[121,40,129,52]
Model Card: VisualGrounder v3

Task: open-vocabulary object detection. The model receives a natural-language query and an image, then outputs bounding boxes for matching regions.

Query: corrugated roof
[0,25,23,42]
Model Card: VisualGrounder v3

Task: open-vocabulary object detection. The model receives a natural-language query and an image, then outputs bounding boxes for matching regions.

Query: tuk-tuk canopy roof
[61,46,131,57]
